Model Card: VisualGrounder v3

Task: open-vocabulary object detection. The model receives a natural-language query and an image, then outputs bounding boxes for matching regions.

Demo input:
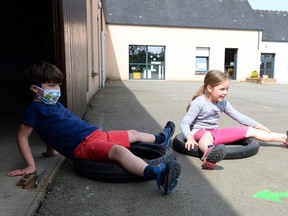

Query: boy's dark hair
[23,61,64,87]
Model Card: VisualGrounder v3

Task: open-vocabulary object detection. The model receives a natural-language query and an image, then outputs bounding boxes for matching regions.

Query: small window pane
[196,57,208,72]
[129,45,146,63]
[196,47,209,56]
[147,46,164,63]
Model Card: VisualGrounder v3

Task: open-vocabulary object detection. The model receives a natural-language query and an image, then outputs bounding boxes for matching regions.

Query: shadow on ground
[36,81,238,216]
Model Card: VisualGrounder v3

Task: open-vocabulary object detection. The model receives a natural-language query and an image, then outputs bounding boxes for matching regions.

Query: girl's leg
[194,127,249,147]
[197,131,214,152]
[246,127,287,143]
[195,130,227,169]
[211,127,248,144]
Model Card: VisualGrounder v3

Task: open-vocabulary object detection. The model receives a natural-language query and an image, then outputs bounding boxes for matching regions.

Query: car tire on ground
[172,133,259,159]
[73,142,176,183]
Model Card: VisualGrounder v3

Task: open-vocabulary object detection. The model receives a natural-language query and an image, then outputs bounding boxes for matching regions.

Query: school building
[104,0,288,83]
[1,0,288,119]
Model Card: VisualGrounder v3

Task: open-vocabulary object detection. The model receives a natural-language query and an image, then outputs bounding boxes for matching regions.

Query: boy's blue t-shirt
[22,101,99,160]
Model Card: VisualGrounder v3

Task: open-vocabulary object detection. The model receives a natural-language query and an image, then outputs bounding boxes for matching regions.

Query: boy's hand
[7,165,36,177]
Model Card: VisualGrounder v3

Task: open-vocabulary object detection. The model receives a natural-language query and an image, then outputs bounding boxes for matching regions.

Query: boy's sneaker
[161,121,176,147]
[201,144,227,170]
[283,131,288,148]
[154,160,181,194]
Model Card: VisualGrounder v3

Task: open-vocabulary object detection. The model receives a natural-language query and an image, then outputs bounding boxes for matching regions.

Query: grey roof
[104,0,261,30]
[103,0,288,42]
[255,10,288,42]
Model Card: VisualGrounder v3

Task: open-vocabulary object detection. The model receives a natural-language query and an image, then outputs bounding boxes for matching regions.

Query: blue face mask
[35,86,61,105]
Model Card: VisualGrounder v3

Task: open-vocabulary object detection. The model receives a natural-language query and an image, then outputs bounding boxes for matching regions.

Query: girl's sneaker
[283,131,288,148]
[154,160,181,194]
[201,144,227,170]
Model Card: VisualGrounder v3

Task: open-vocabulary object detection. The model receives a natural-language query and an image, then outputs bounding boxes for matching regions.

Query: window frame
[195,47,210,74]
[195,56,209,74]
[129,45,165,80]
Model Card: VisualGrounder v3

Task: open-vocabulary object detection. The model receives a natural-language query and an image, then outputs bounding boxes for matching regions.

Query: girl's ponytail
[186,85,205,112]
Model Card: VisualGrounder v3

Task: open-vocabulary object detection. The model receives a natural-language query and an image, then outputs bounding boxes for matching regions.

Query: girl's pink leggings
[193,126,249,145]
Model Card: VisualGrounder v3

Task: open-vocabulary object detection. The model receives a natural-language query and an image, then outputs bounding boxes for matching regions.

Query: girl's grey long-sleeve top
[180,94,258,138]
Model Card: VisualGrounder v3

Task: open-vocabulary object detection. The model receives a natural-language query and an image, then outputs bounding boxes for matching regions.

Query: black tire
[173,133,259,159]
[73,142,176,183]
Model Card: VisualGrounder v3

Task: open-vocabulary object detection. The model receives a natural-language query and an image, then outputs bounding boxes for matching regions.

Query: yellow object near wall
[133,72,141,79]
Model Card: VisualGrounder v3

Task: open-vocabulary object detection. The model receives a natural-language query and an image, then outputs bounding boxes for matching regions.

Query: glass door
[260,53,275,78]
[224,48,238,80]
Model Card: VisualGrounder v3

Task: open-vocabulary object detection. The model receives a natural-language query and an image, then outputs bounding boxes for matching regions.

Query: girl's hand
[255,123,271,133]
[185,135,198,151]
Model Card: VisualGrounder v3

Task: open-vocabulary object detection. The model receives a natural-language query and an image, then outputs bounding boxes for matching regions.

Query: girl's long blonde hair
[186,70,229,111]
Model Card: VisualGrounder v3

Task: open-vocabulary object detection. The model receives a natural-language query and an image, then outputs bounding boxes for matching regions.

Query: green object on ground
[252,189,288,202]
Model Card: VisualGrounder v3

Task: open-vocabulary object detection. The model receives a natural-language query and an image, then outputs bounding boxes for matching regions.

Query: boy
[8,61,181,194]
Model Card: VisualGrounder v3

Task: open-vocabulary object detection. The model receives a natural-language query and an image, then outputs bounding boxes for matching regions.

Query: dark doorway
[224,48,238,80]
[0,1,55,124]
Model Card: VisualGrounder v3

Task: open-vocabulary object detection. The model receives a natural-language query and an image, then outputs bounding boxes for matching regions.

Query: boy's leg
[75,129,181,193]
[109,145,181,194]
[128,121,176,147]
[42,145,59,157]
[159,121,176,147]
[108,145,148,176]
[153,160,181,194]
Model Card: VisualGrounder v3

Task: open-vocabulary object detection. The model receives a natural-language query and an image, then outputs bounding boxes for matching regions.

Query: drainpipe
[99,0,105,87]
[257,30,262,71]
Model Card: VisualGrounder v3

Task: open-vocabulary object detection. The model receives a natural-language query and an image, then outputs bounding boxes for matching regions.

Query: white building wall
[106,25,260,81]
[86,0,102,102]
[260,41,288,84]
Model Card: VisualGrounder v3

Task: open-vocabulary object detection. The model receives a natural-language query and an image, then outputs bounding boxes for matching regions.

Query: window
[195,47,209,74]
[129,45,165,80]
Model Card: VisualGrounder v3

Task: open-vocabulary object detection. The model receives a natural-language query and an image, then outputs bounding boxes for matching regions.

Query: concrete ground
[1,80,288,216]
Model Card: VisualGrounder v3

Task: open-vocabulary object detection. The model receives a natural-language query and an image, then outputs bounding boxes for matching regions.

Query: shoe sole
[201,159,216,170]
[168,121,176,138]
[205,144,227,163]
[163,160,181,194]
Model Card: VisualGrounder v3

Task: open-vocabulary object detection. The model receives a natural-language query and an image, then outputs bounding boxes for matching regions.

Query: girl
[180,70,288,170]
